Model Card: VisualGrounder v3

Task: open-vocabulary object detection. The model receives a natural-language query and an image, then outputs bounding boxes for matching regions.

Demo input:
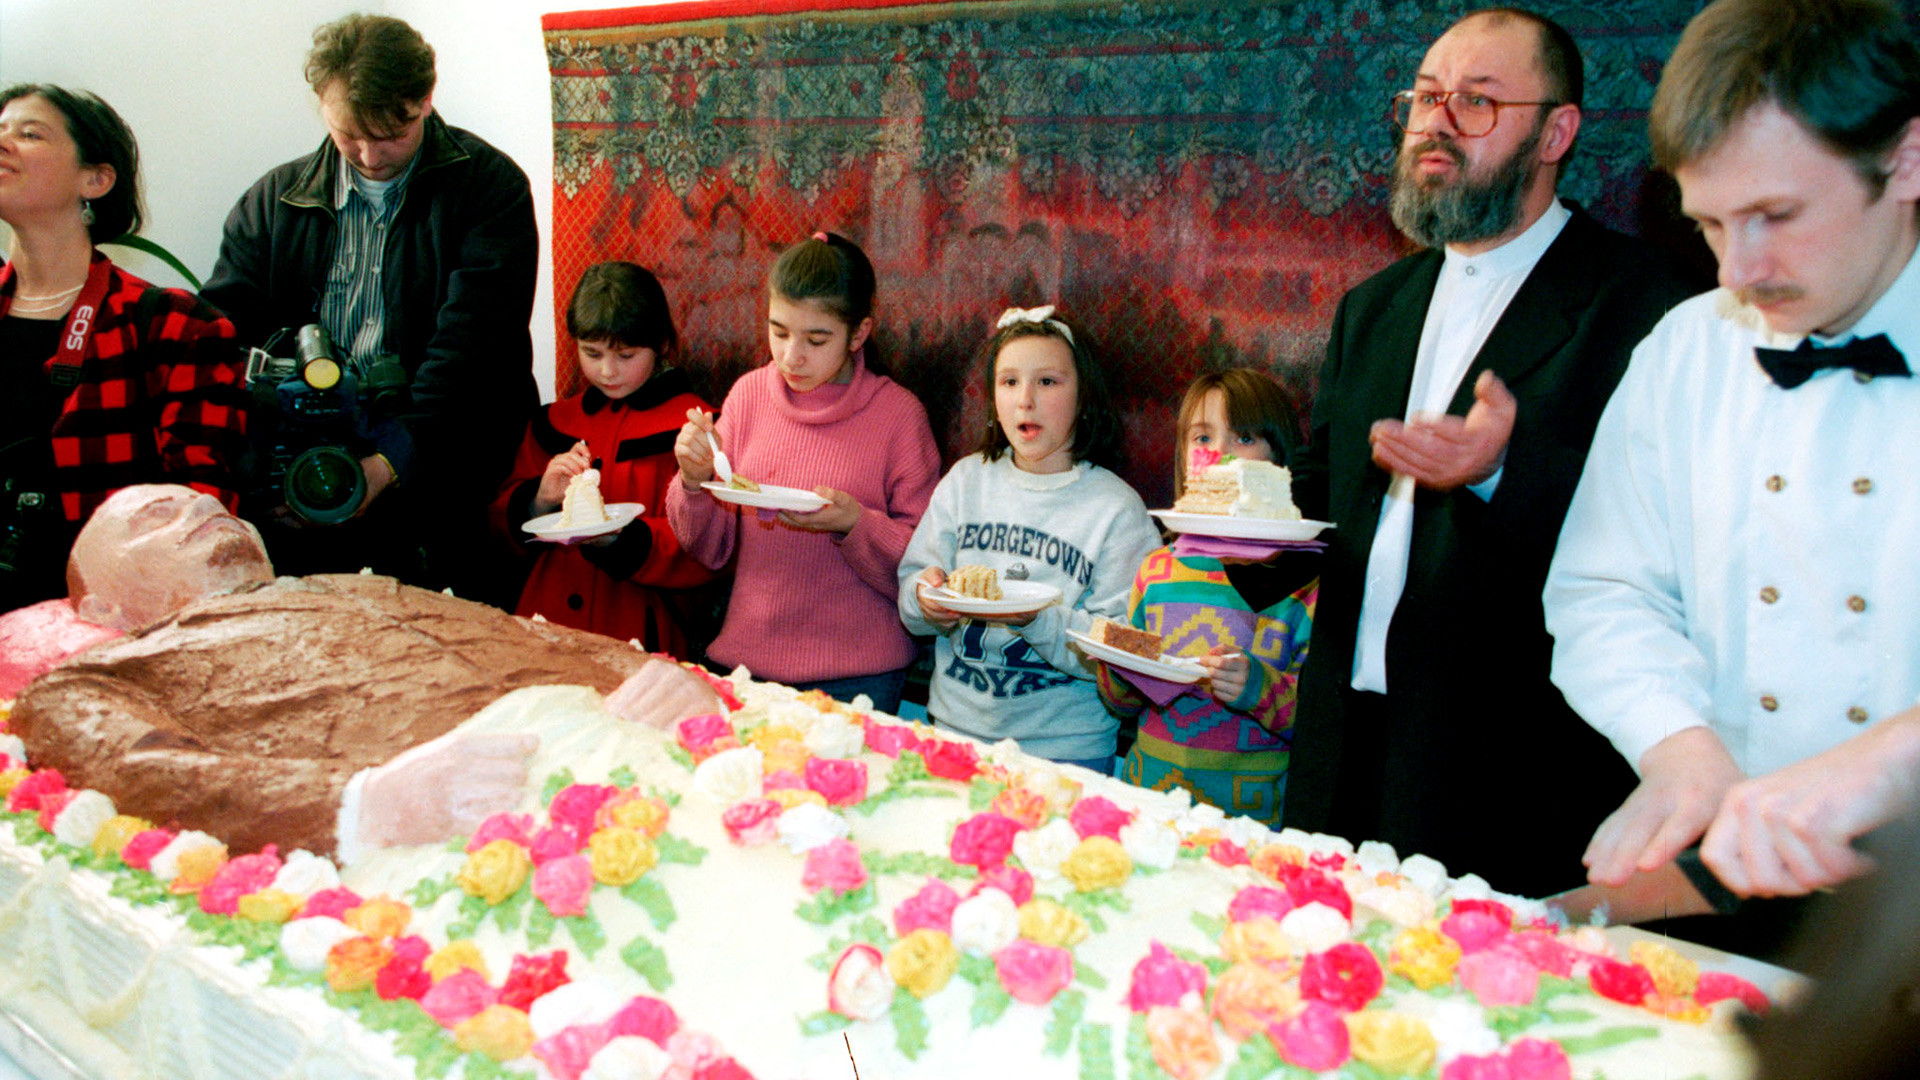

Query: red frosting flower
[533,1022,613,1080]
[1503,1038,1573,1080]
[606,995,681,1045]
[921,739,981,782]
[804,758,868,807]
[1269,1000,1351,1071]
[1457,945,1541,1007]
[1300,942,1385,1012]
[299,886,366,921]
[1189,446,1222,472]
[993,939,1075,1005]
[1208,839,1250,867]
[419,969,500,1028]
[862,719,924,758]
[1126,941,1208,1012]
[1439,1051,1515,1080]
[1506,929,1580,977]
[676,714,736,757]
[893,878,961,936]
[1587,956,1658,1006]
[1276,863,1353,921]
[533,854,595,917]
[972,864,1035,906]
[1442,908,1512,954]
[5,768,65,813]
[499,951,571,1012]
[35,788,77,834]
[949,812,1024,870]
[198,845,284,916]
[548,784,621,838]
[1452,897,1515,927]
[120,828,175,871]
[721,799,782,846]
[1227,884,1295,924]
[465,812,535,853]
[801,838,868,895]
[693,1059,754,1080]
[530,821,587,864]
[1067,795,1134,841]
[375,955,433,1001]
[1695,971,1770,1015]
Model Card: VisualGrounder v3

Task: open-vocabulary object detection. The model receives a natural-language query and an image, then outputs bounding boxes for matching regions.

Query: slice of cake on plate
[947,564,1002,600]
[559,467,609,527]
[1092,616,1164,659]
[1173,449,1301,519]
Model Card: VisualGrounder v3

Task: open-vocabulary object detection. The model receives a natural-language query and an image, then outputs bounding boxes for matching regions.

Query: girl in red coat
[490,262,716,657]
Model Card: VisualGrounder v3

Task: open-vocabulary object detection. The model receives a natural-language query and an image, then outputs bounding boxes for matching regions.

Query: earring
[80,200,95,227]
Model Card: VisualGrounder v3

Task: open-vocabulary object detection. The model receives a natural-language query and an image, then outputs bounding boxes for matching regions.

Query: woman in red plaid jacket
[0,85,248,614]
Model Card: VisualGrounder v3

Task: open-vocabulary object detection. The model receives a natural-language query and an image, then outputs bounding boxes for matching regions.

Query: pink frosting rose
[722,799,783,846]
[1440,1052,1516,1080]
[921,739,981,781]
[531,821,588,865]
[1507,930,1580,977]
[1227,884,1295,924]
[801,838,868,895]
[299,886,365,921]
[1126,941,1208,1012]
[1299,942,1384,1012]
[827,944,893,1020]
[1457,945,1542,1007]
[198,845,284,915]
[120,828,176,871]
[607,995,681,1045]
[971,864,1035,907]
[419,969,500,1028]
[1270,1000,1351,1072]
[804,758,868,807]
[1208,839,1250,867]
[548,784,621,838]
[949,812,1024,870]
[676,714,735,756]
[465,812,535,853]
[533,854,596,917]
[5,767,65,813]
[1504,1038,1573,1080]
[1275,863,1353,921]
[994,939,1075,1005]
[892,878,961,936]
[534,1021,614,1080]
[1067,795,1134,841]
[761,769,806,793]
[862,719,924,758]
[1442,908,1511,954]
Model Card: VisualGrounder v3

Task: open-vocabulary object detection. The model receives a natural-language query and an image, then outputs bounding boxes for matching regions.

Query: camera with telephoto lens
[242,324,413,526]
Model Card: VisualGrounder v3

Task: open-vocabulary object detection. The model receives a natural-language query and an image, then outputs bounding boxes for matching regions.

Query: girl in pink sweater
[666,233,941,712]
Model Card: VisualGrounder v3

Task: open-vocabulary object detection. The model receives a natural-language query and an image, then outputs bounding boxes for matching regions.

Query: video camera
[242,325,413,526]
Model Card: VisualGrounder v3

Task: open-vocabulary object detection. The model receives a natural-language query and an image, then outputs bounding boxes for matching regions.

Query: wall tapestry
[544,0,1703,505]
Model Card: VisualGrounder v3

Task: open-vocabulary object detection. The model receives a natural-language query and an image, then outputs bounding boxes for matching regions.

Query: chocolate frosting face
[12,574,657,856]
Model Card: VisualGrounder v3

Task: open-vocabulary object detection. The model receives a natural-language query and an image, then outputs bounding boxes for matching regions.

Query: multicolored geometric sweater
[1096,545,1316,826]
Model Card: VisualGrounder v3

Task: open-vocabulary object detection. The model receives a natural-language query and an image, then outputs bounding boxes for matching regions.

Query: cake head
[67,485,273,631]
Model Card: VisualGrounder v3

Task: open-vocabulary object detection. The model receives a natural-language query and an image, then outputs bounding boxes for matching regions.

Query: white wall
[0,0,671,401]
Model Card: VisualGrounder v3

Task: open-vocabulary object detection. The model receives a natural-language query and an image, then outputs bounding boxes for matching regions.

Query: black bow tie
[1754,333,1911,389]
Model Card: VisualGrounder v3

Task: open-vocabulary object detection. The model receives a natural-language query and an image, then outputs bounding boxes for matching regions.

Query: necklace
[7,294,80,315]
[12,283,85,303]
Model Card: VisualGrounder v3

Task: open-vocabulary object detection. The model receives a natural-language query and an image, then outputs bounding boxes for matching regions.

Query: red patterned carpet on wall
[542,0,1698,506]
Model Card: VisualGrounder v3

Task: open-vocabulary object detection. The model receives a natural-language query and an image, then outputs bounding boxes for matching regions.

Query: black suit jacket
[1284,204,1695,896]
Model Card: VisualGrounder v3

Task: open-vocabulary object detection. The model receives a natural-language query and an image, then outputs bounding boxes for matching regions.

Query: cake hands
[605,658,726,730]
[1369,370,1516,490]
[355,730,539,852]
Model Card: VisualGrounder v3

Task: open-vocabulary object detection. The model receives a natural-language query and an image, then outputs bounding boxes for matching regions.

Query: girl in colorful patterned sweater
[1096,369,1318,825]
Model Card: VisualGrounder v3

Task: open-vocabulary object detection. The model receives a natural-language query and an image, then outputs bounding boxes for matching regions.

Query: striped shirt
[320,155,414,363]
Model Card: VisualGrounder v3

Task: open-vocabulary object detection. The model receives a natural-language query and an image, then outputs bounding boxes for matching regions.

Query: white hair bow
[994,305,1074,346]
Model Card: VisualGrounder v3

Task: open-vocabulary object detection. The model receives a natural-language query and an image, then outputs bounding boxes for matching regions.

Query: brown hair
[305,14,437,138]
[974,312,1124,471]
[1172,369,1301,499]
[567,261,679,361]
[1650,0,1920,194]
[0,84,143,242]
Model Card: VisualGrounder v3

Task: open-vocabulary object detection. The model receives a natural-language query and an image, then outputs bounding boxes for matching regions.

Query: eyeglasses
[1389,89,1558,138]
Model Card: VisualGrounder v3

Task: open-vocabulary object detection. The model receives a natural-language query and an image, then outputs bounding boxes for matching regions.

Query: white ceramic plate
[700,481,831,513]
[524,502,644,542]
[922,580,1063,617]
[1067,629,1206,684]
[1150,510,1334,542]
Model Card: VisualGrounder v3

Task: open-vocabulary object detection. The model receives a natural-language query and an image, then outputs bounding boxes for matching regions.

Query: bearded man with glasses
[1284,7,1696,898]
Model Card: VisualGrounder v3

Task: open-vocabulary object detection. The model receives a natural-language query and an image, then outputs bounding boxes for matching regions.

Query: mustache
[1404,138,1467,170]
[1737,283,1805,307]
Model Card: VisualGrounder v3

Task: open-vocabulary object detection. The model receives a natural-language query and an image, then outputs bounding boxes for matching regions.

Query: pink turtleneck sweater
[664,355,941,683]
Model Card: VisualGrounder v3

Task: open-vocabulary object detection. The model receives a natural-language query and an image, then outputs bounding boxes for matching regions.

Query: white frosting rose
[691,746,765,805]
[527,977,627,1038]
[148,831,224,882]
[1118,818,1180,871]
[1306,832,1356,860]
[1426,998,1503,1059]
[0,733,27,766]
[1274,827,1315,850]
[51,789,116,848]
[1354,840,1400,878]
[1175,803,1227,838]
[585,1036,672,1080]
[279,916,360,971]
[827,944,894,1021]
[1353,883,1436,928]
[1502,894,1550,927]
[1011,819,1080,881]
[271,850,341,897]
[949,889,1020,956]
[803,712,865,760]
[1396,853,1449,896]
[776,801,850,853]
[1219,815,1269,851]
[1278,901,1351,954]
[1447,873,1493,902]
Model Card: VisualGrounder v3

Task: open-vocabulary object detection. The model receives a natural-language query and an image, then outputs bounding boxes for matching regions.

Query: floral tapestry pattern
[544,0,1700,504]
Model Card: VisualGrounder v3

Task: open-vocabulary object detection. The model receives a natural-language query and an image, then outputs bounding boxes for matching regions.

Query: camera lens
[284,446,366,526]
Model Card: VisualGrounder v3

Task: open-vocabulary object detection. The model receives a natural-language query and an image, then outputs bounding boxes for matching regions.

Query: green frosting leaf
[445,893,490,940]
[957,952,998,986]
[488,880,532,933]
[1486,1003,1551,1041]
[799,1009,852,1036]
[860,850,970,880]
[1223,1032,1285,1080]
[971,974,1013,1027]
[892,986,930,1060]
[186,910,287,960]
[1079,1022,1115,1080]
[457,1051,519,1080]
[621,876,679,931]
[646,785,682,807]
[609,764,638,789]
[969,777,1007,811]
[1354,917,1398,951]
[812,916,892,971]
[796,881,879,925]
[1124,1012,1161,1079]
[655,833,708,866]
[620,935,674,991]
[1046,989,1087,1056]
[266,954,325,989]
[1075,960,1109,991]
[540,768,578,806]
[404,874,457,908]
[526,901,557,948]
[888,752,932,784]
[1545,1007,1598,1024]
[854,783,961,816]
[566,909,608,958]
[1554,1026,1662,1055]
[666,745,696,770]
[108,868,172,906]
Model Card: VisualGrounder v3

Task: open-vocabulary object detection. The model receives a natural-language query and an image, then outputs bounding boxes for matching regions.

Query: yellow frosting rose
[885,928,960,999]
[426,940,491,983]
[0,768,28,799]
[1389,924,1462,990]
[168,844,228,892]
[745,722,805,749]
[608,795,671,837]
[1062,835,1133,893]
[459,839,533,905]
[1631,940,1701,998]
[324,935,392,993]
[91,814,154,860]
[767,787,827,810]
[588,826,658,887]
[1220,916,1294,968]
[1249,843,1307,880]
[237,889,303,924]
[1346,1011,1437,1075]
[455,1005,536,1061]
[344,896,413,941]
[760,739,812,778]
[1210,961,1302,1040]
[1017,898,1089,948]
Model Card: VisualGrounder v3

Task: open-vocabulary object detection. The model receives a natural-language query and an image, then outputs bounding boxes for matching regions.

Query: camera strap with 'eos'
[44,257,115,390]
